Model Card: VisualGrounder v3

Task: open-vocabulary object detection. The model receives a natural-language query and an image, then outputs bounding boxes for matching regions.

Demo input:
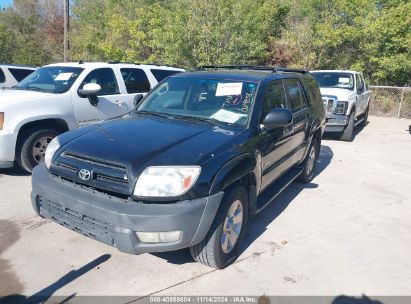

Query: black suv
[31,66,325,269]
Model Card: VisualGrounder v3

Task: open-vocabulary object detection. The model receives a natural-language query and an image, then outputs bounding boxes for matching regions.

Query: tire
[16,128,59,173]
[340,111,355,142]
[190,185,249,269]
[297,136,319,183]
[359,107,369,127]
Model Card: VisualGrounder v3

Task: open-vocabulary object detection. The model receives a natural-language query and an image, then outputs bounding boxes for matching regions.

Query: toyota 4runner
[31,66,325,269]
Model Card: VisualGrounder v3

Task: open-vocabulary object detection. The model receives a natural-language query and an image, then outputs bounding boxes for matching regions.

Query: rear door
[72,67,133,126]
[260,79,295,190]
[283,78,310,165]
[119,68,152,109]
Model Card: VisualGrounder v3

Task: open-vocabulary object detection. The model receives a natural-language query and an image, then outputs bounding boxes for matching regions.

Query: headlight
[44,137,60,169]
[134,166,201,197]
[334,101,348,115]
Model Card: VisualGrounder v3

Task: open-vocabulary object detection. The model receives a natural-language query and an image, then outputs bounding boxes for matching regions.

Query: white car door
[360,74,370,111]
[71,67,134,127]
[355,73,365,116]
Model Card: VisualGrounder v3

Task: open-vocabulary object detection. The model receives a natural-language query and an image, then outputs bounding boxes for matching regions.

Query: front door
[72,67,133,127]
[260,80,295,190]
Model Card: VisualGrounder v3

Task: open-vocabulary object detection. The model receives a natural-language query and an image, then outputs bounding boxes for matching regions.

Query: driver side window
[261,80,287,120]
[80,68,120,96]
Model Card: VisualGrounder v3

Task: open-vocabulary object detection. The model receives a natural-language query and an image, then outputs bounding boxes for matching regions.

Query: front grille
[62,152,127,171]
[51,151,130,197]
[39,197,115,246]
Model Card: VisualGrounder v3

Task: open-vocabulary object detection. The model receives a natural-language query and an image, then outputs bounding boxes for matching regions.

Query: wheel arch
[15,118,69,157]
[209,154,258,217]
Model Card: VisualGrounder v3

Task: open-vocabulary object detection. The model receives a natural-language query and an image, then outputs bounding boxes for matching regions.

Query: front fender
[209,153,257,194]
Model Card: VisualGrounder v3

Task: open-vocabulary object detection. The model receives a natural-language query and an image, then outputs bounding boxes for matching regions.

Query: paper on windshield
[216,82,243,96]
[339,77,350,84]
[211,109,247,124]
[55,72,73,81]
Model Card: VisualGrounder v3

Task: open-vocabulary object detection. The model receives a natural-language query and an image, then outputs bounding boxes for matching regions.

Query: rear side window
[0,68,5,83]
[261,80,287,119]
[283,79,306,113]
[151,69,180,82]
[8,68,34,82]
[81,68,120,95]
[121,68,151,93]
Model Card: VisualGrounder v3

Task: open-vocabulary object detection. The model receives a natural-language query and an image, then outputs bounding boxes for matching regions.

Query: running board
[255,167,303,214]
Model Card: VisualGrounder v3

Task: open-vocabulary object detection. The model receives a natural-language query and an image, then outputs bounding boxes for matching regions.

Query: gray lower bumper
[325,114,348,132]
[31,164,224,255]
[0,161,14,168]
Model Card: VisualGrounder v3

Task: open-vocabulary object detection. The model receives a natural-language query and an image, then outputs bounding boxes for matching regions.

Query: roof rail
[198,65,307,74]
[106,61,182,69]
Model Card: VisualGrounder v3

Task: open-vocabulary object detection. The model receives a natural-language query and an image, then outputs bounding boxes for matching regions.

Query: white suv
[0,62,184,172]
[311,70,370,141]
[0,64,36,89]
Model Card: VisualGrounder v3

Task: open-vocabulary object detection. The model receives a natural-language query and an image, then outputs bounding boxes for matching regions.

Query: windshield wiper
[175,115,227,126]
[13,86,50,93]
[136,110,176,119]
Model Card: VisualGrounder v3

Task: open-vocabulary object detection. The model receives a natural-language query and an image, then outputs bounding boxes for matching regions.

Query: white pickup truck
[0,62,184,172]
[311,70,370,141]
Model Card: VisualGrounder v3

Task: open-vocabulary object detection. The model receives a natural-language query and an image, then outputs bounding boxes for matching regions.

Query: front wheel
[16,128,59,173]
[190,185,249,269]
[359,107,369,127]
[340,111,355,141]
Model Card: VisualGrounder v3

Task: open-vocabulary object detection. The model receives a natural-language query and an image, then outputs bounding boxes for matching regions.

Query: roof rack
[106,61,182,69]
[198,65,307,74]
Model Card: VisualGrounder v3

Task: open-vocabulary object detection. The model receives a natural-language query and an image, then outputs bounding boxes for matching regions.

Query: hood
[0,89,54,105]
[319,87,356,101]
[57,114,244,175]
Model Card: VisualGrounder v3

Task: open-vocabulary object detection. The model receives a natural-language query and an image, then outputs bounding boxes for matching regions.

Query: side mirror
[78,83,102,97]
[262,108,292,130]
[133,94,144,107]
[77,83,102,106]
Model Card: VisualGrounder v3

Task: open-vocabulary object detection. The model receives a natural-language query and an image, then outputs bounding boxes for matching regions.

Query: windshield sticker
[225,95,242,105]
[216,82,243,96]
[241,93,253,113]
[211,109,247,124]
[339,77,350,84]
[54,72,73,81]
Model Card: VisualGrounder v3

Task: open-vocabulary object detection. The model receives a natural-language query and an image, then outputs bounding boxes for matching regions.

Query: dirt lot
[0,116,410,302]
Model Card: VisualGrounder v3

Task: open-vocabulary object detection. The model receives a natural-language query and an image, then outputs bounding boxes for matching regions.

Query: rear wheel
[190,185,248,269]
[340,111,355,142]
[16,128,59,173]
[297,136,319,183]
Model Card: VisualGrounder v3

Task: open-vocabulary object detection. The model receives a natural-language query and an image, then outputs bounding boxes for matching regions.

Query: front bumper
[31,164,224,254]
[0,130,16,168]
[325,114,349,132]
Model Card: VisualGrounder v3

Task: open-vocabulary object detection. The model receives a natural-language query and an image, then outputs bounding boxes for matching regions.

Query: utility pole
[63,0,69,62]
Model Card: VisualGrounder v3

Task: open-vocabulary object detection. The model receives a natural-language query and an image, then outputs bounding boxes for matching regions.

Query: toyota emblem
[78,169,91,181]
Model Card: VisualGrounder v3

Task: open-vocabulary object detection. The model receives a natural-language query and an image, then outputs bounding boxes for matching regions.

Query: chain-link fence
[369,86,411,119]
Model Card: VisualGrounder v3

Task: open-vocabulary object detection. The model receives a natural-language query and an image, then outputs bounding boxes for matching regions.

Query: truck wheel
[359,107,369,127]
[190,185,249,269]
[340,111,354,142]
[297,137,319,183]
[16,128,59,173]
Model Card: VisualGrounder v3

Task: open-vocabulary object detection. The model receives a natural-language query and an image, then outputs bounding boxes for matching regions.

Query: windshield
[312,72,354,90]
[14,66,84,93]
[136,77,258,127]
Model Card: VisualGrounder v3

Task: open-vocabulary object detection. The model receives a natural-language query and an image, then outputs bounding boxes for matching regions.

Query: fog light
[136,231,182,243]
